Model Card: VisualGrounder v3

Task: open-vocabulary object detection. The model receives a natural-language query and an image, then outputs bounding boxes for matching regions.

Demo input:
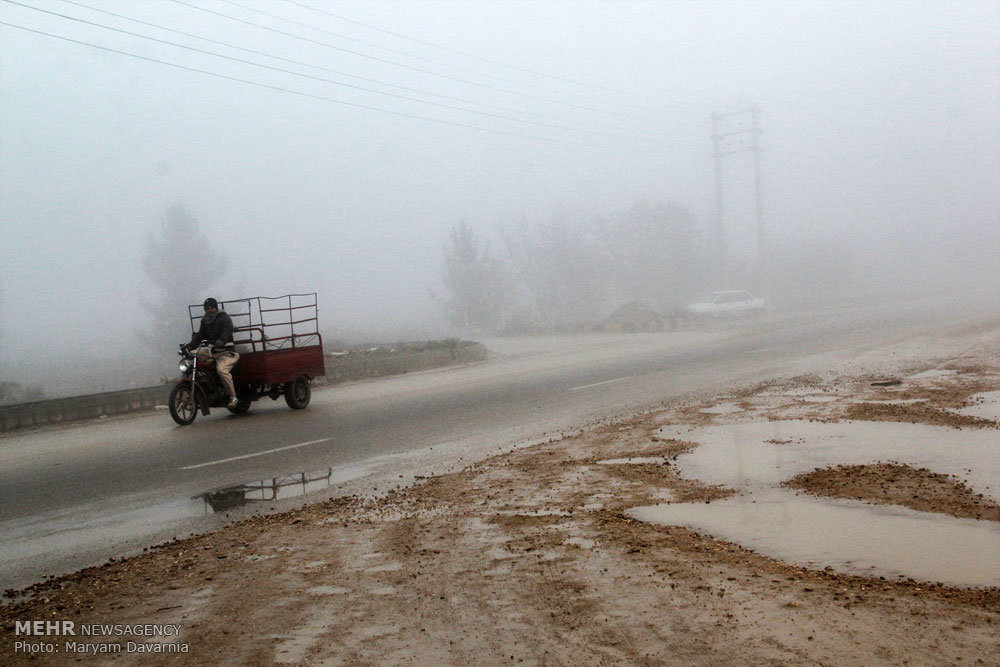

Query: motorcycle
[168,342,252,426]
[169,294,325,426]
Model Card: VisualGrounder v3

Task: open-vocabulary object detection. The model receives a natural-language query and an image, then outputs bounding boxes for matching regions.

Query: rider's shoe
[227,397,239,408]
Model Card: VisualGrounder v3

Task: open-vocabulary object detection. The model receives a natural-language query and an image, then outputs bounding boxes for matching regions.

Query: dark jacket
[188,311,235,350]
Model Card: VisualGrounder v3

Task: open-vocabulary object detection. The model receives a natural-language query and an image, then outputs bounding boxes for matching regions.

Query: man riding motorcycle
[186,297,240,408]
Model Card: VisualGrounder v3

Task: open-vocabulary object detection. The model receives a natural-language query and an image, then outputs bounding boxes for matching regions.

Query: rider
[186,297,240,408]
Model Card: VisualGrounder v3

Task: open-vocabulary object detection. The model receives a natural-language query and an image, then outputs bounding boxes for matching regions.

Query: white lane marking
[178,438,333,470]
[568,376,633,392]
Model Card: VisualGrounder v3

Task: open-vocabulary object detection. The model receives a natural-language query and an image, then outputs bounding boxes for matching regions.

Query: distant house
[593,302,664,333]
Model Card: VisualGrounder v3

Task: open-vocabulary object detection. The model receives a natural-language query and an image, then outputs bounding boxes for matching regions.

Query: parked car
[686,290,766,318]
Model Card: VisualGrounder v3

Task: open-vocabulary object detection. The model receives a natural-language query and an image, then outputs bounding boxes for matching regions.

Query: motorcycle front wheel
[169,382,198,425]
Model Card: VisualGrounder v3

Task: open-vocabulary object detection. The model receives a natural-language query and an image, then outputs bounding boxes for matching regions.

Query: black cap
[203,298,218,309]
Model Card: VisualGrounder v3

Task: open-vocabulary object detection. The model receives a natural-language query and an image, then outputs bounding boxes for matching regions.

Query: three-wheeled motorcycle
[168,293,325,425]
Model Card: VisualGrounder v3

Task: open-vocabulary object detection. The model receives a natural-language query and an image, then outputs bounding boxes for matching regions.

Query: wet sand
[786,462,1000,523]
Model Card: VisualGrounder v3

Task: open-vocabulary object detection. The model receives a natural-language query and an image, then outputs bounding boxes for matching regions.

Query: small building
[593,302,664,333]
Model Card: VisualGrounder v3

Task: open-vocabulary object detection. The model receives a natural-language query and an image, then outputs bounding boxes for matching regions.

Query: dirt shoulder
[3,334,999,665]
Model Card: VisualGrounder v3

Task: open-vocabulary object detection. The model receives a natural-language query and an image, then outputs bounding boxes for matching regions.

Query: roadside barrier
[0,385,168,432]
[0,342,487,433]
[323,342,487,383]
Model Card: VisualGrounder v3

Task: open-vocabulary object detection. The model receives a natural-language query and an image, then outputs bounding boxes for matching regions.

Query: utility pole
[711,112,727,288]
[751,106,766,298]
[710,105,765,294]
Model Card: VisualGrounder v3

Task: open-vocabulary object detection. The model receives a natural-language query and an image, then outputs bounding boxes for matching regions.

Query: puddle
[365,562,402,573]
[906,369,958,379]
[300,560,327,570]
[799,395,839,403]
[487,546,518,560]
[699,403,744,414]
[952,391,1000,422]
[628,490,1000,588]
[1,495,202,590]
[564,536,596,549]
[639,419,1000,587]
[306,586,349,596]
[656,420,999,497]
[596,457,668,465]
[3,456,387,591]
[851,398,928,406]
[197,467,338,513]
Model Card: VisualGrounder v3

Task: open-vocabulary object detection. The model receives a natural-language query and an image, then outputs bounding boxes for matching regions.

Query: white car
[686,290,766,317]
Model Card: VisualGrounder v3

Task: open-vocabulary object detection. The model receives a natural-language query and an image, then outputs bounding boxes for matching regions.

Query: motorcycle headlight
[179,360,190,373]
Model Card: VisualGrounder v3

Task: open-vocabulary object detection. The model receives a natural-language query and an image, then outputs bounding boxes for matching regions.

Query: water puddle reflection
[3,460,372,591]
[628,419,1000,587]
[628,489,1000,587]
[197,467,336,513]
[656,420,999,495]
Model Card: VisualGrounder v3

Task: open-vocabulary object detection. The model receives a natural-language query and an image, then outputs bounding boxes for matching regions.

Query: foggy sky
[1,0,998,368]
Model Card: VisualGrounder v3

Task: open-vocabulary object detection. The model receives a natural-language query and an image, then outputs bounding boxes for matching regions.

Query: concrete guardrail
[0,342,487,433]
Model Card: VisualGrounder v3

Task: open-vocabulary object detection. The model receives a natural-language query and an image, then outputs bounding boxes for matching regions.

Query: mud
[785,462,1000,523]
[843,401,998,428]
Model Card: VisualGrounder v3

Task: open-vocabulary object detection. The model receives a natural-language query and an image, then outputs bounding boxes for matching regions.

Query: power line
[167,0,664,124]
[6,0,680,144]
[0,19,672,154]
[55,0,673,139]
[228,0,677,115]
[282,0,689,110]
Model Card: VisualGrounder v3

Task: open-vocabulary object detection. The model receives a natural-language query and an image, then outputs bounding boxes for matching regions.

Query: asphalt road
[0,295,991,591]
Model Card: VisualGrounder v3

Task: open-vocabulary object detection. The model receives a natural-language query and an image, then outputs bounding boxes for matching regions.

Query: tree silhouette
[140,204,228,350]
[441,222,512,334]
[608,202,703,313]
[503,218,608,331]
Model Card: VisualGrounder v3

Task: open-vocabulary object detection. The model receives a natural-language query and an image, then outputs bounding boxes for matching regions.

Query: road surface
[0,295,989,591]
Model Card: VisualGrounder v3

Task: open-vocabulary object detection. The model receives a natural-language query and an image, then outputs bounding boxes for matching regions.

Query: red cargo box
[188,293,325,386]
[234,344,325,386]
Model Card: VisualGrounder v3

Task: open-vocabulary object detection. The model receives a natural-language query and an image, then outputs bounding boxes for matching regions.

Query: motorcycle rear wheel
[169,383,198,425]
[284,375,311,410]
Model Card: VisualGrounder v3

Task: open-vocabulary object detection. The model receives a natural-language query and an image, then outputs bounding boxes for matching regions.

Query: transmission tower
[711,105,765,293]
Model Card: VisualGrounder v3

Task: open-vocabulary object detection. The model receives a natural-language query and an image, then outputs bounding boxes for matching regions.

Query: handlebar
[179,340,224,357]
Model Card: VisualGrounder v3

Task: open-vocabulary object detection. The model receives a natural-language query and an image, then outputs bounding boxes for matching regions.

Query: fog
[1,0,998,396]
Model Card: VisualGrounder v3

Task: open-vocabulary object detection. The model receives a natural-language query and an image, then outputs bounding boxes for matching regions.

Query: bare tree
[607,201,704,313]
[504,218,609,331]
[441,222,512,334]
[140,204,228,350]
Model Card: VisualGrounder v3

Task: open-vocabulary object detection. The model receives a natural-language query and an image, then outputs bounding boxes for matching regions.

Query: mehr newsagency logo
[13,620,189,655]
